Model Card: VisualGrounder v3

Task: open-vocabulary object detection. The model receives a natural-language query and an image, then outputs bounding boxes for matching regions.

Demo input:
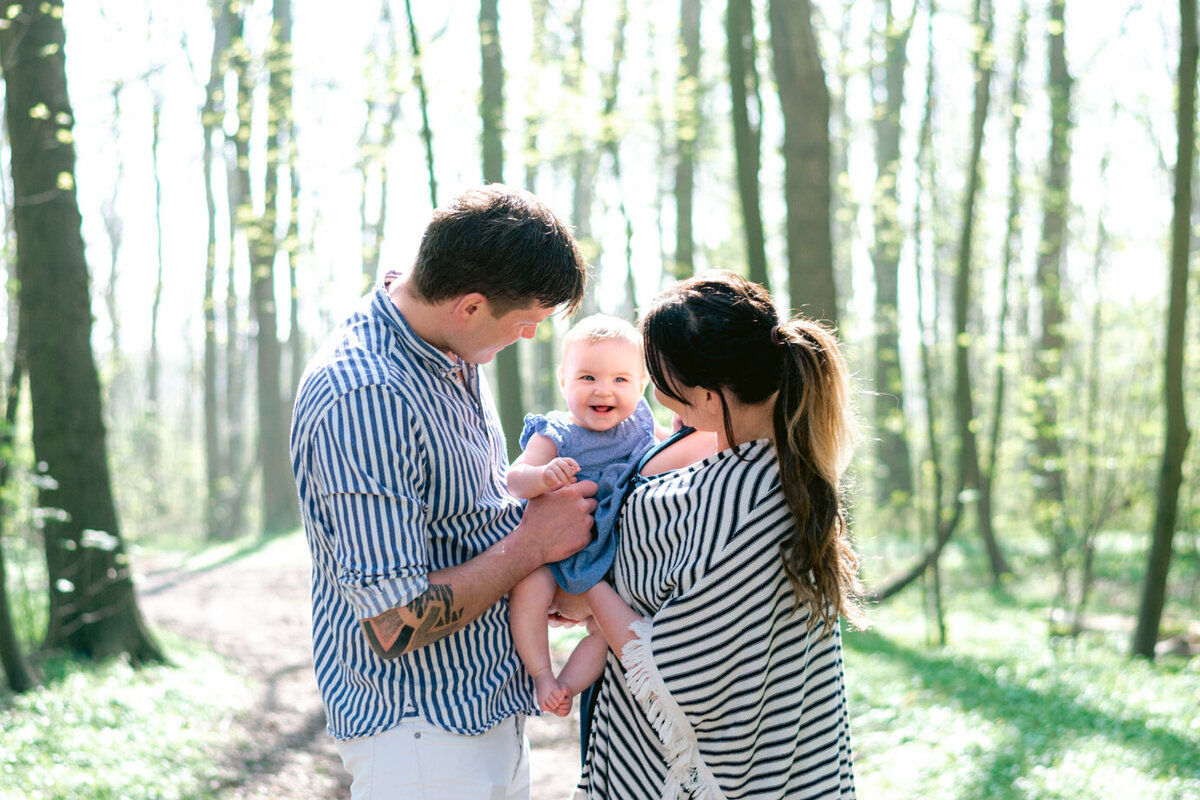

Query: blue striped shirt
[289,282,536,740]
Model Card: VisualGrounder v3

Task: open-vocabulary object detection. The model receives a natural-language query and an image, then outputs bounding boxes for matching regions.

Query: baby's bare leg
[557,621,608,697]
[546,620,608,717]
[510,566,567,711]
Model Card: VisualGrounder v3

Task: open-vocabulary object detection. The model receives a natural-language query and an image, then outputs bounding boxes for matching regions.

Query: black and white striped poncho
[576,439,857,800]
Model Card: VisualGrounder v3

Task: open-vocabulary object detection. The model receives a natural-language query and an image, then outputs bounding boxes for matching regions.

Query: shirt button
[414,732,421,739]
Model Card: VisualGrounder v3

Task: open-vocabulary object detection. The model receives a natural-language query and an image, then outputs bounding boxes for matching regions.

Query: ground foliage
[0,636,249,800]
[847,583,1200,799]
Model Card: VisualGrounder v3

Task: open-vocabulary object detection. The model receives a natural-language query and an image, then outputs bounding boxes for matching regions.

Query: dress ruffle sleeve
[518,411,568,452]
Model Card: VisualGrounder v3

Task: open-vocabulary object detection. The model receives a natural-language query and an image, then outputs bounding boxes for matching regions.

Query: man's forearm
[361,480,598,659]
[361,536,539,659]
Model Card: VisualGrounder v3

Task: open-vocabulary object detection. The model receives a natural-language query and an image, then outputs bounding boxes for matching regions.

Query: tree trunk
[1033,0,1072,581]
[202,0,232,540]
[222,2,251,539]
[980,0,1029,588]
[870,0,915,505]
[954,0,1009,582]
[673,0,701,281]
[727,0,767,288]
[405,0,437,209]
[254,0,299,534]
[0,1,161,663]
[602,1,637,320]
[567,2,600,318]
[1133,0,1195,659]
[359,0,403,289]
[480,0,522,461]
[769,0,836,324]
[523,0,556,414]
[0,348,39,692]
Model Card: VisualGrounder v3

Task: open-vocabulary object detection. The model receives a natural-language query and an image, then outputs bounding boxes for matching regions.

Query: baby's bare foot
[532,670,566,712]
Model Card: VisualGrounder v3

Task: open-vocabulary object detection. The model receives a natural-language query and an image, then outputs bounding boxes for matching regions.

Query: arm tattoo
[362,584,464,659]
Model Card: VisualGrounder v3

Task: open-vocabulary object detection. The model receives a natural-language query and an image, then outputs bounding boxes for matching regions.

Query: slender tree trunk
[727,0,767,288]
[954,0,1009,582]
[871,0,915,505]
[769,0,836,324]
[1133,0,1195,659]
[286,138,303,407]
[870,0,964,603]
[405,0,437,209]
[0,0,161,663]
[981,0,1029,587]
[359,0,403,288]
[673,0,701,281]
[602,1,637,320]
[202,0,231,539]
[1033,0,1072,580]
[523,0,555,413]
[100,85,124,394]
[223,3,250,538]
[254,0,299,534]
[480,0,523,460]
[567,2,600,318]
[148,94,165,418]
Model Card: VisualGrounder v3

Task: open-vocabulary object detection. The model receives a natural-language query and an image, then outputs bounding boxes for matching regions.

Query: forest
[0,0,1197,798]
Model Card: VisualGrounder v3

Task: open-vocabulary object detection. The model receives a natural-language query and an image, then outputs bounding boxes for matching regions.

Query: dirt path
[135,532,582,800]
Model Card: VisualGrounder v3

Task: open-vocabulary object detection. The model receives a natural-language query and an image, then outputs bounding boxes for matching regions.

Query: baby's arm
[507,433,581,499]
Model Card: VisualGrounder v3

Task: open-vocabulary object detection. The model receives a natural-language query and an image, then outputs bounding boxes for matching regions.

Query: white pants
[335,716,531,800]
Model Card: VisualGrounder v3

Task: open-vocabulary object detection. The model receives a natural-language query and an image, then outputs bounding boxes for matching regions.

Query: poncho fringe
[621,618,727,800]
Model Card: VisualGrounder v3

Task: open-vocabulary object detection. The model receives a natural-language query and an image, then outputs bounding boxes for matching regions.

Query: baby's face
[559,339,646,432]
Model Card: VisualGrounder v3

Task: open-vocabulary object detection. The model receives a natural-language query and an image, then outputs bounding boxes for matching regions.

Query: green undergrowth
[0,633,251,800]
[846,587,1200,800]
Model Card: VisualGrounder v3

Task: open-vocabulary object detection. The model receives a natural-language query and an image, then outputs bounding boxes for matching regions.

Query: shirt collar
[370,278,468,380]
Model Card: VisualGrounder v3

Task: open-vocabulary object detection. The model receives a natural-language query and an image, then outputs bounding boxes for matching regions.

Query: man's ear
[450,293,489,325]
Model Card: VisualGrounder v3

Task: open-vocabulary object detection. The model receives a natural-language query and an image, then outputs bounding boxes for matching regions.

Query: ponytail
[772,320,866,635]
[641,271,865,635]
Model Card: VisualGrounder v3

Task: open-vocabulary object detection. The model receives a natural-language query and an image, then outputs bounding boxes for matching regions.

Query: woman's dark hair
[410,184,588,315]
[641,271,865,633]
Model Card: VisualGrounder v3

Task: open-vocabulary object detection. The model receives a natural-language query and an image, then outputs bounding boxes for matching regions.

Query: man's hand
[516,479,597,565]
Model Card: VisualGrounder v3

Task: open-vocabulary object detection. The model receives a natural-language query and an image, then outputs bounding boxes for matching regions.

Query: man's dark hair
[410,184,588,316]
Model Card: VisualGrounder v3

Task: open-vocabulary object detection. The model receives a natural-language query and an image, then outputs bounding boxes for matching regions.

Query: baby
[507,314,665,716]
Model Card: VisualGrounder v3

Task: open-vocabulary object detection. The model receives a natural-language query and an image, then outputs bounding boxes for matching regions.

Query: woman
[577,271,864,800]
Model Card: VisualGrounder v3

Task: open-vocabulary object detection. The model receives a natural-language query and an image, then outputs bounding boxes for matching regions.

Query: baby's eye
[614,377,628,383]
[580,375,595,381]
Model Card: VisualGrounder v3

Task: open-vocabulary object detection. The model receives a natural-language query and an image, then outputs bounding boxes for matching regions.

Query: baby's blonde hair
[561,314,644,362]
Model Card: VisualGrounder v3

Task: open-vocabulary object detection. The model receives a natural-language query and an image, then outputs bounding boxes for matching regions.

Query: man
[290,184,598,799]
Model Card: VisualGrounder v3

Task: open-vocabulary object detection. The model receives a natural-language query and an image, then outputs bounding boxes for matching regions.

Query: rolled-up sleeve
[313,385,430,618]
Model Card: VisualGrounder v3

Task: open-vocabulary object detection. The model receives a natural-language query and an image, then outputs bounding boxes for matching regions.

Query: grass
[0,633,251,800]
[846,584,1200,800]
[1,530,1197,799]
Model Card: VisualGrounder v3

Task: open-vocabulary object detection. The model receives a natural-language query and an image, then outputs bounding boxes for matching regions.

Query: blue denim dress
[518,399,658,593]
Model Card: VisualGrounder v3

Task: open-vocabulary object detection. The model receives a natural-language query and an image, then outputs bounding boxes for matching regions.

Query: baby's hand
[542,457,580,491]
